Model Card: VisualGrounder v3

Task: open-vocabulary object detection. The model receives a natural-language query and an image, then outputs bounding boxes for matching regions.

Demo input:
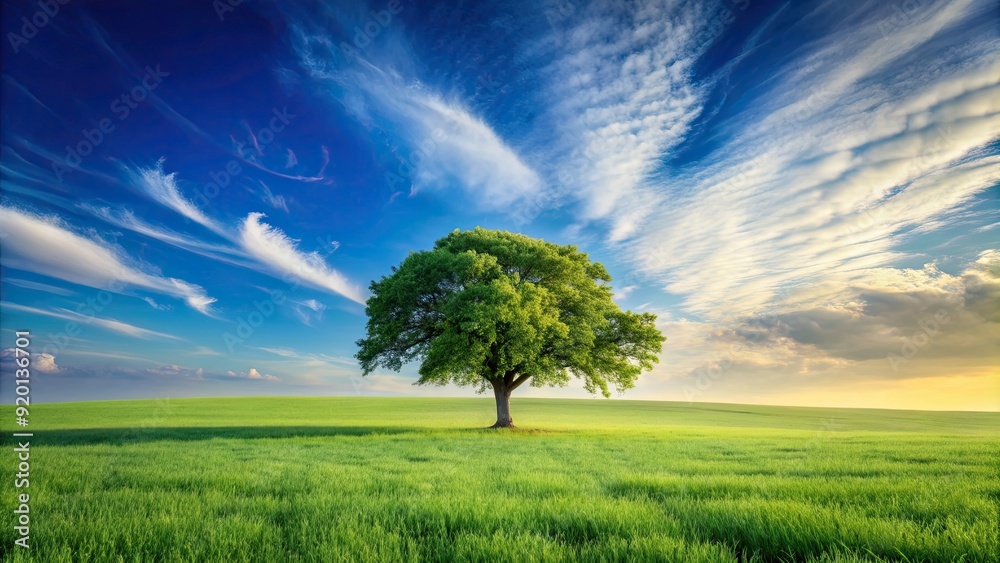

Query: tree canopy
[356,228,665,427]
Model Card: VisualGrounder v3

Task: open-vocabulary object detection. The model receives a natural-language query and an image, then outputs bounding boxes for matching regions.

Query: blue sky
[1,0,997,409]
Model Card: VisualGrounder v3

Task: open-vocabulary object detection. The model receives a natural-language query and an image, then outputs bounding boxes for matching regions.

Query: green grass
[2,397,998,562]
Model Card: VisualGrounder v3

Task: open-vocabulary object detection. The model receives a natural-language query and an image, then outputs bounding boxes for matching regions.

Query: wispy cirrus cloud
[287,11,543,213]
[239,212,366,304]
[114,162,365,306]
[0,302,182,340]
[0,206,217,315]
[291,298,326,326]
[387,92,544,210]
[189,346,223,356]
[3,277,76,296]
[128,158,229,237]
[540,0,721,240]
[253,346,363,386]
[257,346,358,367]
[257,181,290,213]
[81,204,249,266]
[540,0,999,321]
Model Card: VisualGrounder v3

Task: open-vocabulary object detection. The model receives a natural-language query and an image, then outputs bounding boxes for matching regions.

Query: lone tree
[356,228,665,428]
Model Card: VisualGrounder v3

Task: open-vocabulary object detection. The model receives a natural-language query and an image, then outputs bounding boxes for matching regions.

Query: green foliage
[356,228,665,397]
[2,397,998,562]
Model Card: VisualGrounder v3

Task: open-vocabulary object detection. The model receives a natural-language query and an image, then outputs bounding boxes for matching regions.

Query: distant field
[2,397,998,562]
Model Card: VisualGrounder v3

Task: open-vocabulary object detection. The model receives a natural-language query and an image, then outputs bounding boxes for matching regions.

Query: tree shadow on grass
[9,425,421,447]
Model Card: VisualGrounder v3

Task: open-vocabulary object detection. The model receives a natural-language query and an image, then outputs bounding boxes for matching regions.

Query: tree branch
[509,373,532,391]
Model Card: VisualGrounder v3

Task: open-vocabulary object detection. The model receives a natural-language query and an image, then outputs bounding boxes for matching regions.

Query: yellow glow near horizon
[753,372,1000,412]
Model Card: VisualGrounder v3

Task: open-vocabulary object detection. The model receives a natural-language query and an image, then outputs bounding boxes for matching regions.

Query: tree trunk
[491,381,514,428]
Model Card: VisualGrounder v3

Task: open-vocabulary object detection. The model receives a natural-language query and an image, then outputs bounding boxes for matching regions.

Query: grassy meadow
[2,397,998,562]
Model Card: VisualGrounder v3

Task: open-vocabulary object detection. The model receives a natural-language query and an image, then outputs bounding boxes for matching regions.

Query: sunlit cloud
[1,348,59,373]
[226,367,280,381]
[635,251,1000,409]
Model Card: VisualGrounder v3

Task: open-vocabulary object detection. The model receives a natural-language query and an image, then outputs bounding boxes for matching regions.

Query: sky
[0,0,997,410]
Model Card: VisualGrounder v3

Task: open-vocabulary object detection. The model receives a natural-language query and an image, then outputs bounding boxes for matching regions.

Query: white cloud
[1,348,59,373]
[613,285,637,302]
[239,213,366,304]
[129,159,228,237]
[0,206,216,315]
[299,299,324,311]
[398,93,543,210]
[257,346,358,366]
[226,368,280,381]
[146,364,204,379]
[252,346,361,385]
[59,350,161,363]
[0,302,182,340]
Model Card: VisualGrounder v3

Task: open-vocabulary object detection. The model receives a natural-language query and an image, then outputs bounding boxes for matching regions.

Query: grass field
[2,397,998,562]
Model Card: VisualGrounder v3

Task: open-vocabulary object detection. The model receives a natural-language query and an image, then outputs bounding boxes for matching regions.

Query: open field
[2,397,998,562]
